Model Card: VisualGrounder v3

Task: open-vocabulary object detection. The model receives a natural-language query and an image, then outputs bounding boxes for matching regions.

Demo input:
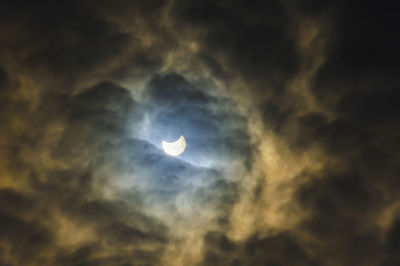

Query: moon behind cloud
[162,135,187,156]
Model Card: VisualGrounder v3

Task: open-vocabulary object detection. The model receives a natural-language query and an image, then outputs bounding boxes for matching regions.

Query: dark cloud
[0,188,53,264]
[0,0,399,265]
[174,0,299,86]
[199,231,318,266]
[254,2,400,265]
[2,1,126,75]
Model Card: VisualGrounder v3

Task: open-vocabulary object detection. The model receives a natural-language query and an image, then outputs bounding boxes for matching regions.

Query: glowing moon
[162,135,186,156]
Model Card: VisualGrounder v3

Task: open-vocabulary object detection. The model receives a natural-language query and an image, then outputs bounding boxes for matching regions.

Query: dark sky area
[0,1,399,265]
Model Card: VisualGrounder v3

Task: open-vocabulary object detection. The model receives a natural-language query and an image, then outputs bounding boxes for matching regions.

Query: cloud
[0,0,399,265]
[198,231,318,266]
[142,73,252,167]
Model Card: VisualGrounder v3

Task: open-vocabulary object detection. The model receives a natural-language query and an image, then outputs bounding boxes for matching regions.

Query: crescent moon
[162,135,186,156]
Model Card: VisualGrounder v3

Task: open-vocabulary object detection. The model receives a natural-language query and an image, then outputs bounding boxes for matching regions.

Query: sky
[0,1,399,265]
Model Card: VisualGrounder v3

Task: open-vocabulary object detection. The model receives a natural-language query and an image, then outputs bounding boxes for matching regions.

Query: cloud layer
[0,0,399,265]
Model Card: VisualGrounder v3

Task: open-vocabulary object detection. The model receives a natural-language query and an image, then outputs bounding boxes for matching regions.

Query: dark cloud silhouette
[174,0,299,86]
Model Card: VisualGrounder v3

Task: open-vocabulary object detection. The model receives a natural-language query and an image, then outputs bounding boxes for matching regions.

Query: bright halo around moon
[162,135,186,156]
